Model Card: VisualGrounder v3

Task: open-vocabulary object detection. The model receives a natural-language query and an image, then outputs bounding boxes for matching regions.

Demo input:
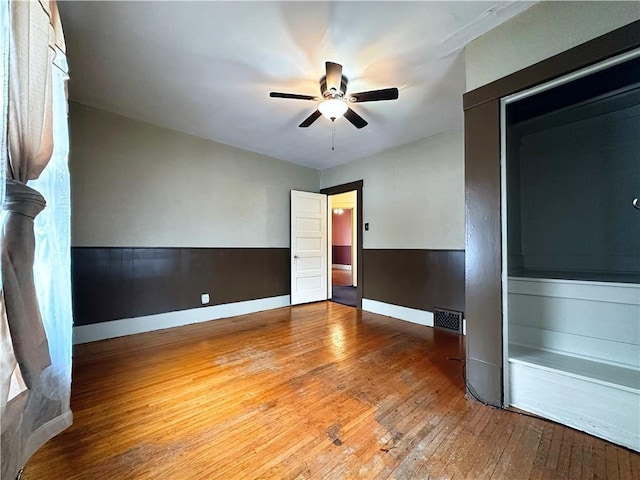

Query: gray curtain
[1,1,72,478]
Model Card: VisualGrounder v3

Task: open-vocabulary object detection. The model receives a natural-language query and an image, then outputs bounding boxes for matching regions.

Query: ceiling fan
[270,61,399,129]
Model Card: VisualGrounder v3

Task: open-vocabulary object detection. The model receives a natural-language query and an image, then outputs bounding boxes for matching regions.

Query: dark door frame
[321,180,363,309]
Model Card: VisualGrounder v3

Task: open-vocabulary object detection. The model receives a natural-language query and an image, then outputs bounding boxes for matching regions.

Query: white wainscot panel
[509,323,639,368]
[509,360,640,451]
[508,277,640,368]
[507,277,640,451]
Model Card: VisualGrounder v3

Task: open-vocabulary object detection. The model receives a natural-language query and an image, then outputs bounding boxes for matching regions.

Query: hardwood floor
[24,302,638,479]
[332,267,352,286]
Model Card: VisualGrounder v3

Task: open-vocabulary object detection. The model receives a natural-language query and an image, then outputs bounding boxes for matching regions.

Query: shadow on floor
[331,285,356,307]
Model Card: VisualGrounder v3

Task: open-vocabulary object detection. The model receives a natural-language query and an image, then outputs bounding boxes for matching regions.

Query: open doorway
[329,192,357,306]
[321,180,363,308]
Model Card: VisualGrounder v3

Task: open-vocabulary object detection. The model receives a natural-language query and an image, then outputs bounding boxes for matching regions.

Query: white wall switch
[201,293,210,304]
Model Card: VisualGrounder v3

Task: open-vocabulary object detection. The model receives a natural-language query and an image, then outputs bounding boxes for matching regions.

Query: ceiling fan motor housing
[320,76,348,98]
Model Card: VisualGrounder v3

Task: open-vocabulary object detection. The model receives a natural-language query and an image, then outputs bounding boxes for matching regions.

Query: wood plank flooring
[24,302,639,479]
[332,267,353,286]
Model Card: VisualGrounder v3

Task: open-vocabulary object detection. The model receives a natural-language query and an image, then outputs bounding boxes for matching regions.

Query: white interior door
[291,190,328,305]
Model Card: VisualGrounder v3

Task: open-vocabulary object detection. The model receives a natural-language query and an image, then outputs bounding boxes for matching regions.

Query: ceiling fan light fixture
[318,98,348,120]
[270,61,398,129]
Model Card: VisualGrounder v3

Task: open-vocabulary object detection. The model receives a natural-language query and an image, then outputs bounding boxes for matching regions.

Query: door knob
[633,198,640,210]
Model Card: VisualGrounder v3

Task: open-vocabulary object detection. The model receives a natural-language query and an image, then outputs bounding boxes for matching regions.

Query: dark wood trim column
[464,100,503,406]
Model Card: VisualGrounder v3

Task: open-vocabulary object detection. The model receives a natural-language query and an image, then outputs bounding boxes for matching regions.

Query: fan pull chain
[331,120,335,151]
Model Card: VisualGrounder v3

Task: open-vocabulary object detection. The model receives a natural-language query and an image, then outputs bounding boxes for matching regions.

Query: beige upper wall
[465,1,640,91]
[70,103,319,247]
[321,130,464,250]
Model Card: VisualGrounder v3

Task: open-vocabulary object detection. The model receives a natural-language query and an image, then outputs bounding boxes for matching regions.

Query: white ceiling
[58,1,535,170]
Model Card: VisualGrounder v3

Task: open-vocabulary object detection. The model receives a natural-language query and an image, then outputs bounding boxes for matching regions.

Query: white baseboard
[362,299,434,327]
[332,264,352,270]
[73,295,291,344]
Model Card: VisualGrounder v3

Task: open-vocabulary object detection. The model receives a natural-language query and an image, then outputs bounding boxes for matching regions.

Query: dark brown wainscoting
[332,245,352,265]
[72,247,289,326]
[363,249,464,314]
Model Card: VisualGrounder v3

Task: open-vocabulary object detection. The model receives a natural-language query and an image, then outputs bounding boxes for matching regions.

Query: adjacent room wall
[321,131,465,322]
[329,190,358,286]
[70,103,319,338]
[332,209,352,266]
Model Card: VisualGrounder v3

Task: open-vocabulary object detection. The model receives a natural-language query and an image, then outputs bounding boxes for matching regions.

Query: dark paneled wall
[332,245,352,265]
[72,247,289,326]
[363,249,465,314]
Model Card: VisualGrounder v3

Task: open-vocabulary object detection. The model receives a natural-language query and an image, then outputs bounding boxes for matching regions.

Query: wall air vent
[434,308,463,334]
